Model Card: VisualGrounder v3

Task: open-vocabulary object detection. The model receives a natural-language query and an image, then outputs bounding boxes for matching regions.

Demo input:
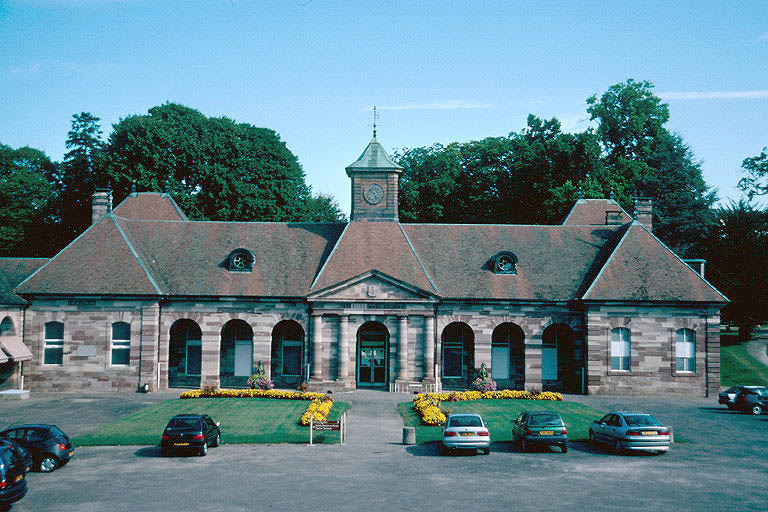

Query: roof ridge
[309,222,350,291]
[399,223,439,293]
[580,223,633,300]
[109,216,164,294]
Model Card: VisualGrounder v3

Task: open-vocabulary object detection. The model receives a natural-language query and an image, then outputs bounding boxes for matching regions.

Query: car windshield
[449,416,482,428]
[167,418,201,429]
[755,389,768,397]
[528,414,562,427]
[724,386,739,393]
[623,414,662,427]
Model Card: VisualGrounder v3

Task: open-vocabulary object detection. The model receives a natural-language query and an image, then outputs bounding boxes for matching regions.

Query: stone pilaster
[396,316,408,383]
[423,315,435,384]
[139,303,160,391]
[524,338,542,391]
[200,333,220,389]
[310,315,324,381]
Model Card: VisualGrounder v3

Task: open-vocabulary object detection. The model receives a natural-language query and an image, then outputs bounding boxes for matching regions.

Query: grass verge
[73,398,350,446]
[720,335,768,388]
[398,399,604,444]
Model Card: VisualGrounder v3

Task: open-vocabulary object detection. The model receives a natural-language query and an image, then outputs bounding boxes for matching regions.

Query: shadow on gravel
[699,407,739,414]
[134,446,163,458]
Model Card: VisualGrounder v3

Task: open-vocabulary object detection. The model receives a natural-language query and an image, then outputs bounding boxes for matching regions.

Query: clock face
[363,183,385,205]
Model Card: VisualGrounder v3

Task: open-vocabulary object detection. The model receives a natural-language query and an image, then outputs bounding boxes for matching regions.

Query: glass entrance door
[357,322,388,387]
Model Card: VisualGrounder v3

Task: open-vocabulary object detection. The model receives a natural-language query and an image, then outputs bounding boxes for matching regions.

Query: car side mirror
[216,421,221,427]
[599,421,605,426]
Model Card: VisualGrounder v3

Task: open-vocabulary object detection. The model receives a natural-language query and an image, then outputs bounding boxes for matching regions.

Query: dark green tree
[0,144,58,256]
[738,147,768,199]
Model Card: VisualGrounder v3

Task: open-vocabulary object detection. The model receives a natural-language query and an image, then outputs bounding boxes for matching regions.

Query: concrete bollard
[402,427,416,445]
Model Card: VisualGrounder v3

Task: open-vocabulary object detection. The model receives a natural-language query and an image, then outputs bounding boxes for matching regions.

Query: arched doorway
[271,320,305,388]
[0,316,15,336]
[169,319,202,388]
[220,320,253,388]
[492,323,525,389]
[356,322,389,388]
[542,323,577,392]
[441,322,474,389]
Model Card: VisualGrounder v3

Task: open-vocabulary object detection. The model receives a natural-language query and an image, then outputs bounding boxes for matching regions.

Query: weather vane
[372,105,379,138]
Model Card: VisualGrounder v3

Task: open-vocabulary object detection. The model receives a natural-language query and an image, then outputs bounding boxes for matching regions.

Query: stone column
[337,315,350,382]
[397,316,408,382]
[310,315,324,381]
[423,316,435,383]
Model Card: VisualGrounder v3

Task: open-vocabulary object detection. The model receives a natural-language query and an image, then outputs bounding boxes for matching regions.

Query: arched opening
[491,323,524,389]
[169,319,202,388]
[542,323,577,393]
[0,317,15,336]
[271,320,305,388]
[441,322,474,389]
[356,321,389,388]
[220,320,254,388]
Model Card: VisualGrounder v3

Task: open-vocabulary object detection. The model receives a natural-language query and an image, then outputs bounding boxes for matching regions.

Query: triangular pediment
[307,270,438,302]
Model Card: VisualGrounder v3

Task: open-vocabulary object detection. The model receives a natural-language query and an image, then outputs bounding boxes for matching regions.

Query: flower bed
[179,388,334,426]
[413,389,564,426]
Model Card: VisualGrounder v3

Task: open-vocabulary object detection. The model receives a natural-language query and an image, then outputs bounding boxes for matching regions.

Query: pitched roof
[0,258,48,305]
[345,137,402,174]
[112,192,189,221]
[403,224,620,300]
[311,222,435,293]
[582,223,727,302]
[562,199,632,225]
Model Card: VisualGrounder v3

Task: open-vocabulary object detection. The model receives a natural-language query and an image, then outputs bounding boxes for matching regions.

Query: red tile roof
[582,223,727,302]
[112,193,189,221]
[562,199,632,225]
[0,258,48,304]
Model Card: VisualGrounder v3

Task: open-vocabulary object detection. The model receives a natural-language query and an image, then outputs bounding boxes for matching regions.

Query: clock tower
[345,133,403,222]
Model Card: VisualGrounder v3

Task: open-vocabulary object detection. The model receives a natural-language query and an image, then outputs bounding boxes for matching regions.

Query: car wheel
[726,404,735,410]
[212,434,220,447]
[561,443,568,454]
[199,442,208,456]
[520,439,527,453]
[751,404,763,415]
[39,454,59,472]
[482,448,490,455]
[614,439,623,455]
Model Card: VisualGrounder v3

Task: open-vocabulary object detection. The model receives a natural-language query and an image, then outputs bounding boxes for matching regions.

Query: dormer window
[492,252,517,274]
[228,249,254,272]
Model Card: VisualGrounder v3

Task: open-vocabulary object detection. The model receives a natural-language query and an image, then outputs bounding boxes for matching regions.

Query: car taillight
[627,431,642,436]
[193,434,205,440]
[561,428,567,435]
[660,430,670,436]
[477,431,490,437]
[162,435,170,441]
[57,443,67,450]
[443,431,456,437]
[524,429,532,435]
[0,480,6,489]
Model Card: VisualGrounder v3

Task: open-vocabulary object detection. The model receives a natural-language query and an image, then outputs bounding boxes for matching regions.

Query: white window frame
[111,322,131,367]
[43,321,64,366]
[610,328,631,371]
[676,328,695,373]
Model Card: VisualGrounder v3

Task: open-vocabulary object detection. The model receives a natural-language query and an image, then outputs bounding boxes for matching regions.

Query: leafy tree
[0,144,58,256]
[738,147,768,199]
[704,200,768,337]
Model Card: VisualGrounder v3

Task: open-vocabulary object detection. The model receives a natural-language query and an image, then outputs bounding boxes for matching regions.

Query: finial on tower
[372,105,379,139]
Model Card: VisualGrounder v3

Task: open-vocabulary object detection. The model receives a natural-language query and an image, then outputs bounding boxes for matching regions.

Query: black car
[0,424,74,473]
[0,443,27,508]
[161,414,221,456]
[734,388,768,414]
[746,395,768,416]
[718,385,765,409]
[0,440,32,475]
[511,411,568,453]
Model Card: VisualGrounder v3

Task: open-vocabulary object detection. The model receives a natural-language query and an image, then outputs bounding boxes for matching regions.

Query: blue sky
[1,0,767,215]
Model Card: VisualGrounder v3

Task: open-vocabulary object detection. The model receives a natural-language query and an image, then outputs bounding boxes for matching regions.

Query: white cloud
[658,90,768,100]
[372,100,493,111]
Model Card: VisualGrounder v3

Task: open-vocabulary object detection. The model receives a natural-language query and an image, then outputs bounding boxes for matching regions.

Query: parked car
[0,442,27,508]
[719,385,765,409]
[440,413,491,455]
[0,424,74,472]
[160,414,221,456]
[589,412,671,455]
[749,396,768,415]
[511,411,568,453]
[734,387,768,414]
[0,440,32,474]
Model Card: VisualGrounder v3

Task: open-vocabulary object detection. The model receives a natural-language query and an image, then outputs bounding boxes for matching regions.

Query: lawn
[397,399,604,444]
[720,334,768,387]
[73,398,350,446]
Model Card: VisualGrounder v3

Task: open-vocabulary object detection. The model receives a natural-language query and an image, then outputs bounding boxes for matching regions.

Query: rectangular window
[676,329,695,372]
[610,328,631,371]
[186,340,202,375]
[443,341,463,378]
[43,322,64,365]
[282,340,302,376]
[111,322,131,366]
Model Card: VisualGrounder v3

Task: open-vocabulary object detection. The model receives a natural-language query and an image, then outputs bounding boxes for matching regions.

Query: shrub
[471,376,497,392]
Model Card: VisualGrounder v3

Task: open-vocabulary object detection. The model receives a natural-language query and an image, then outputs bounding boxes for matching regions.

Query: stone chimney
[605,210,624,225]
[92,186,113,225]
[633,197,653,232]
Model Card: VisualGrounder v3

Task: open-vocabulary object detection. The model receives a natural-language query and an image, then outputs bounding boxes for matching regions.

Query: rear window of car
[167,418,201,429]
[623,415,662,427]
[724,386,739,393]
[48,426,67,438]
[528,414,562,427]
[449,416,482,428]
[0,447,20,468]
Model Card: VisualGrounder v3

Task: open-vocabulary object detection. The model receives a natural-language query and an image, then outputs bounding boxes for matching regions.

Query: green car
[512,411,568,453]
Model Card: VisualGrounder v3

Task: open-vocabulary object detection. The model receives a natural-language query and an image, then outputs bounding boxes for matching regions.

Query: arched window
[676,328,695,372]
[441,322,474,380]
[0,316,14,336]
[491,323,524,381]
[169,319,202,378]
[221,320,254,386]
[44,321,64,365]
[611,327,631,371]
[491,251,517,275]
[111,322,131,366]
[227,248,254,272]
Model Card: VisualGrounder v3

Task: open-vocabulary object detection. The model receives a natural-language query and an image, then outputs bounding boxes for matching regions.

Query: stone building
[0,135,727,395]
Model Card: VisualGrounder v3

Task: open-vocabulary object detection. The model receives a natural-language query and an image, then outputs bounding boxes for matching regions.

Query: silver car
[441,413,491,455]
[589,411,671,455]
